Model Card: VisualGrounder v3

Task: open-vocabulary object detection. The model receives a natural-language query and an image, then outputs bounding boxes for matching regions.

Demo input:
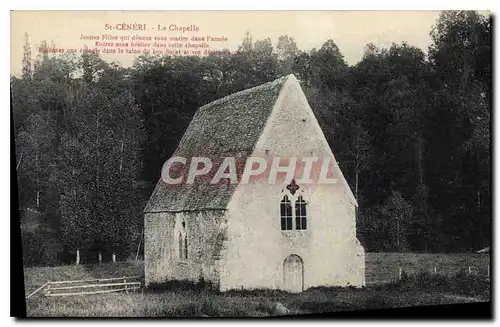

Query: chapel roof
[143,74,290,213]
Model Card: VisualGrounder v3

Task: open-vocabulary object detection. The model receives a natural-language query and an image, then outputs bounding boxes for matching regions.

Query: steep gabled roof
[144,75,289,213]
[144,74,359,213]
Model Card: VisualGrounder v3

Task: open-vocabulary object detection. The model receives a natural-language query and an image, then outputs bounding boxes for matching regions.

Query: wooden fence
[26,276,142,298]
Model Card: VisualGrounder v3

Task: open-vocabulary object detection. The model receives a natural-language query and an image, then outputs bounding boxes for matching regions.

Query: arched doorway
[283,254,304,292]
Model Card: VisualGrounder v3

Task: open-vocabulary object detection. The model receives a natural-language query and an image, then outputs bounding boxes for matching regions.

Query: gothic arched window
[295,195,307,230]
[280,180,308,231]
[280,195,293,230]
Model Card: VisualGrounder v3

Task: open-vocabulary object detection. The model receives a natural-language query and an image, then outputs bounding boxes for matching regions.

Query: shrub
[223,288,290,298]
[21,227,61,267]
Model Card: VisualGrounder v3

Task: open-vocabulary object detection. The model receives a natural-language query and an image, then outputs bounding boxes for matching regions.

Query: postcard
[11,10,491,318]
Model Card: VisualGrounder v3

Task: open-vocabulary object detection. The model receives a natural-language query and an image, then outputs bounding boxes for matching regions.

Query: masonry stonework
[144,210,228,286]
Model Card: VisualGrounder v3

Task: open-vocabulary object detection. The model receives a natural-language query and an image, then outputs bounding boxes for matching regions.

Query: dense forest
[12,11,491,266]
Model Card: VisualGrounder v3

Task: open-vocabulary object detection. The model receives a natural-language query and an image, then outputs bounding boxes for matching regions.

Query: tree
[238,31,253,53]
[430,11,491,92]
[253,38,280,84]
[309,40,348,90]
[362,43,378,60]
[380,191,413,251]
[292,51,311,86]
[427,10,491,250]
[254,38,273,56]
[53,53,147,259]
[15,113,56,210]
[349,123,372,202]
[81,51,107,85]
[276,35,299,74]
[22,33,32,80]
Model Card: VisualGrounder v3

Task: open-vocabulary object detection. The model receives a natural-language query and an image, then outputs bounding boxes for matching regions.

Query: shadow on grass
[143,270,490,316]
[145,278,218,294]
[33,270,484,317]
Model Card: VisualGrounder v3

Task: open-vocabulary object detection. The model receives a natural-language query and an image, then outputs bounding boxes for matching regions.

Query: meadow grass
[23,253,491,317]
[26,282,489,317]
[365,252,490,284]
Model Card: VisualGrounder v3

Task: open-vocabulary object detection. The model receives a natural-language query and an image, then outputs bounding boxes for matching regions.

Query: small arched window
[280,195,293,230]
[178,221,188,260]
[295,195,307,230]
[178,232,184,259]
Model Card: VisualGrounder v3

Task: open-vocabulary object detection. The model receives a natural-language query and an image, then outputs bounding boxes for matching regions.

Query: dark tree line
[12,11,491,266]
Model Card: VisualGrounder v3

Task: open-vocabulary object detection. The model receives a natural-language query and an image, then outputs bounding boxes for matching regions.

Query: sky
[9,11,488,76]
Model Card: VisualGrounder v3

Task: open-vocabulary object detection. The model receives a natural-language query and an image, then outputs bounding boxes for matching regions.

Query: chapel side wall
[219,76,364,291]
[144,210,227,287]
[307,183,365,287]
[144,212,172,285]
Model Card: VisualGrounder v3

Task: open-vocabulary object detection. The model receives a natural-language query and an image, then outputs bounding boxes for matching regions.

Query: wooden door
[283,254,303,292]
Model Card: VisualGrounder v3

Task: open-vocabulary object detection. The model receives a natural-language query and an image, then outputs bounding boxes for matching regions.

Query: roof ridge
[199,74,291,112]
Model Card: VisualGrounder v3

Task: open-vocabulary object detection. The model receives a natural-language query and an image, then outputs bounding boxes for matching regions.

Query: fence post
[45,281,51,296]
[433,266,437,275]
[124,276,128,293]
[398,267,402,282]
[468,266,471,276]
[135,230,143,261]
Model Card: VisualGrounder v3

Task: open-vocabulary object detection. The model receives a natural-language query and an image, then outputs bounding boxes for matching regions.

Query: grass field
[365,252,490,285]
[23,253,491,317]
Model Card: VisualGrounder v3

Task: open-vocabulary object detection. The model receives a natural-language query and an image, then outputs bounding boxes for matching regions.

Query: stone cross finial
[286,179,300,195]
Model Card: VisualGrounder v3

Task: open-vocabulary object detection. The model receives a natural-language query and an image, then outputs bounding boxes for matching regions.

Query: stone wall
[144,210,228,286]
